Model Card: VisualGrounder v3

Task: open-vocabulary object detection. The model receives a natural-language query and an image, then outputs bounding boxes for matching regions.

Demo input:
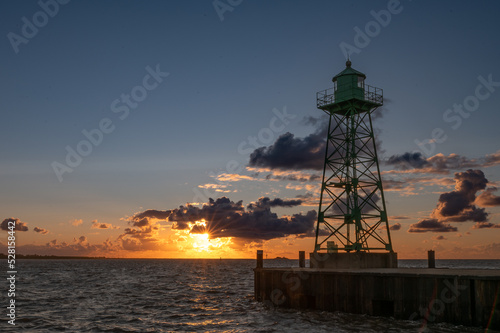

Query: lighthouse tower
[312,61,397,268]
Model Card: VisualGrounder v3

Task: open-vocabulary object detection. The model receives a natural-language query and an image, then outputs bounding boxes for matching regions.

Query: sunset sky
[2,0,500,259]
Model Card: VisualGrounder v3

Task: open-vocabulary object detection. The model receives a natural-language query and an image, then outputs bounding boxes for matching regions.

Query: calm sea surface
[2,259,499,332]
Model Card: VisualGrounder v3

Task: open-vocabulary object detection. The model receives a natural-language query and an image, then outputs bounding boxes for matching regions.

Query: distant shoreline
[0,254,106,260]
[1,254,499,260]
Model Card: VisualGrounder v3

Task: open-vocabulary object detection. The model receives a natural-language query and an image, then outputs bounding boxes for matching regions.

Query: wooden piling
[299,251,305,268]
[256,250,263,268]
[428,250,435,268]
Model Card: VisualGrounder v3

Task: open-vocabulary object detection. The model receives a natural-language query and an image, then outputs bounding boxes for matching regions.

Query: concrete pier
[254,258,500,329]
[310,252,398,269]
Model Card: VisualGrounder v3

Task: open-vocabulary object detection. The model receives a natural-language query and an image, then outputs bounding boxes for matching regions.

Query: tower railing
[316,84,383,108]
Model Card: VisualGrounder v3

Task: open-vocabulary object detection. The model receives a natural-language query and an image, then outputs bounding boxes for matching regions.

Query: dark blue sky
[2,0,500,257]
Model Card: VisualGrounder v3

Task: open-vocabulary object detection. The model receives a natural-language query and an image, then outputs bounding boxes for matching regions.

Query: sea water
[1,259,499,332]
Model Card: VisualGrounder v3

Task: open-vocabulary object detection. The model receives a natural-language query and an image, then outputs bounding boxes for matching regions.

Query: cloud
[199,183,228,189]
[389,216,411,220]
[386,152,429,169]
[296,226,330,239]
[426,154,481,174]
[436,206,488,223]
[371,101,391,120]
[128,209,172,229]
[301,115,329,127]
[1,218,28,232]
[406,170,500,233]
[71,219,83,226]
[118,223,164,252]
[385,152,479,174]
[246,197,303,210]
[10,237,121,256]
[475,187,500,207]
[198,183,232,193]
[382,174,456,197]
[33,227,49,234]
[246,167,321,183]
[132,209,171,221]
[389,223,401,231]
[484,150,500,167]
[385,150,500,174]
[215,173,256,182]
[91,220,120,229]
[433,235,446,240]
[472,222,500,229]
[383,222,402,231]
[408,219,458,233]
[121,226,159,238]
[130,196,317,241]
[118,208,173,252]
[247,114,329,171]
[75,235,87,243]
[383,179,419,196]
[246,111,387,173]
[248,132,325,171]
[430,169,488,222]
[266,173,321,182]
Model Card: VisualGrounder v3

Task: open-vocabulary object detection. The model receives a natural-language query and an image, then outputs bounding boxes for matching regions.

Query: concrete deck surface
[258,267,500,278]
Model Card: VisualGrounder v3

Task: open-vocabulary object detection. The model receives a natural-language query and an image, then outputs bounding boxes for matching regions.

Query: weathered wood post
[299,251,305,268]
[257,250,263,268]
[428,250,435,268]
[254,250,264,301]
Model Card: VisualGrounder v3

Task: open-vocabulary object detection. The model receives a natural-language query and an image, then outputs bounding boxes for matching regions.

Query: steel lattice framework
[314,64,393,253]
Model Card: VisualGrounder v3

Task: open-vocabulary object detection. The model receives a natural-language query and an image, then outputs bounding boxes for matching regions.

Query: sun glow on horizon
[191,233,211,252]
[171,219,235,258]
[190,233,233,255]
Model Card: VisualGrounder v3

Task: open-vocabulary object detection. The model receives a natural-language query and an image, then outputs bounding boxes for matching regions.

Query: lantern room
[332,60,366,103]
[316,61,383,113]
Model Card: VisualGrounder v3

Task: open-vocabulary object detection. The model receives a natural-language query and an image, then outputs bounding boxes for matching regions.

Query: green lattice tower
[314,61,394,253]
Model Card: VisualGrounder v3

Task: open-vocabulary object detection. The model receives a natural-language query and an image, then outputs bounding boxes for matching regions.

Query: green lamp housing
[333,60,366,103]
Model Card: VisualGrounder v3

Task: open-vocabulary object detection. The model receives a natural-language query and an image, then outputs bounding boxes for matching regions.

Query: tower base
[310,252,398,269]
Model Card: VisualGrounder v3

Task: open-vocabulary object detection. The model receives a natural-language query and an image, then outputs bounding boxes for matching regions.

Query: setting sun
[191,233,211,252]
[190,233,233,256]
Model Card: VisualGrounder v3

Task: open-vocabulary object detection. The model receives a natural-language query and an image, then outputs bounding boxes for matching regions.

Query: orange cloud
[91,220,120,230]
[34,227,49,234]
[215,173,256,182]
[1,218,28,232]
[71,219,83,226]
